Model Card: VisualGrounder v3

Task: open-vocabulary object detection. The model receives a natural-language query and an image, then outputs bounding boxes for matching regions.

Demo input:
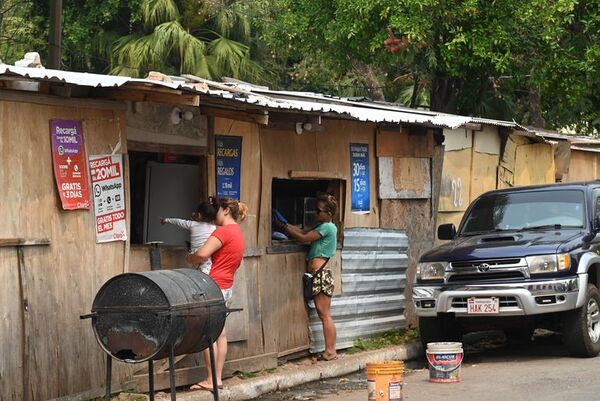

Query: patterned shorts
[312,269,334,297]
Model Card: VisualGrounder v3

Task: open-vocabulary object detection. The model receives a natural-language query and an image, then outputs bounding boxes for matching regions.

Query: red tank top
[209,224,245,289]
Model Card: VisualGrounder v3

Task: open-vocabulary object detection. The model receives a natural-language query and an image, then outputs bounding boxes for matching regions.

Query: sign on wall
[89,154,127,243]
[215,135,242,199]
[350,143,370,213]
[50,119,91,209]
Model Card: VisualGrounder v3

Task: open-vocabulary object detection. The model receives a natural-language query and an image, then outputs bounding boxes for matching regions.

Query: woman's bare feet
[190,380,223,391]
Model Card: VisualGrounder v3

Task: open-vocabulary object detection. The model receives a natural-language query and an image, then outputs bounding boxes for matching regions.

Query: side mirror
[437,223,457,240]
[583,215,600,243]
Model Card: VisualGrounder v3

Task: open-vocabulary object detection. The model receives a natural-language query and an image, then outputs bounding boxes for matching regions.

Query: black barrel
[90,268,226,363]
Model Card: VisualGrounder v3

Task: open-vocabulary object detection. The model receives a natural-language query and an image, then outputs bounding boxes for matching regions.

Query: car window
[461,190,585,234]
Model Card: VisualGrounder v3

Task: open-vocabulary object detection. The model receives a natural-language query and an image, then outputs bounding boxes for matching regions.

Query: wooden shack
[0,65,529,400]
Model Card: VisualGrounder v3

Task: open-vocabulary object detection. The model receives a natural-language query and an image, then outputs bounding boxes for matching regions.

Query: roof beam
[200,105,268,126]
[102,88,199,107]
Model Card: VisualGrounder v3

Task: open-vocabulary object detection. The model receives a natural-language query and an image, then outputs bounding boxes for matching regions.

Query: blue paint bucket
[426,342,463,383]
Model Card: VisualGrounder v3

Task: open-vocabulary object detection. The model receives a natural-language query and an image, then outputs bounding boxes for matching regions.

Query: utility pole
[48,0,62,69]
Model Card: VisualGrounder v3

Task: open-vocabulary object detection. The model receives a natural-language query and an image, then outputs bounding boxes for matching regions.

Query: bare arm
[186,236,223,265]
[162,218,194,230]
[284,224,322,244]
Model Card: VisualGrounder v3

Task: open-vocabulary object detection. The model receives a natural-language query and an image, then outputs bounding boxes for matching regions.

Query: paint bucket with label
[426,342,463,383]
[366,360,404,401]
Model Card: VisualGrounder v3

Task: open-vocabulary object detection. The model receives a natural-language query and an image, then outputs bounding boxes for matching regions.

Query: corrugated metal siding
[308,228,408,352]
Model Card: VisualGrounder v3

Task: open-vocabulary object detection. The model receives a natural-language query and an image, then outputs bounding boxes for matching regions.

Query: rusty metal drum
[89,268,226,363]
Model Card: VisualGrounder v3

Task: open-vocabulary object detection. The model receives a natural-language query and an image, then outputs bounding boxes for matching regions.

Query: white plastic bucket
[426,342,463,383]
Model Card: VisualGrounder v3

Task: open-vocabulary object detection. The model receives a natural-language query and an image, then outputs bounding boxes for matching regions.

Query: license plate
[467,297,499,314]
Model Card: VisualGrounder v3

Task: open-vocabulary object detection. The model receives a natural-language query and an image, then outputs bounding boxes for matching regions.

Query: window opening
[271,178,344,250]
[129,151,203,246]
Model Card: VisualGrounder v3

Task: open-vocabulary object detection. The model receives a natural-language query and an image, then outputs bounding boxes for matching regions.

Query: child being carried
[161,201,216,274]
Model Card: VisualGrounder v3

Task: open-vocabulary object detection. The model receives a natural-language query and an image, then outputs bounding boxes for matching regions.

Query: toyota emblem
[477,263,491,272]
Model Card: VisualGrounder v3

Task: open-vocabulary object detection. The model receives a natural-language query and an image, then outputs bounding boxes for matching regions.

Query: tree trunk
[351,62,386,101]
[527,86,546,128]
[429,72,460,113]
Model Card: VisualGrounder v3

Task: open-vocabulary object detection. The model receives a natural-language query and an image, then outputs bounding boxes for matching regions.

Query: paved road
[255,332,600,401]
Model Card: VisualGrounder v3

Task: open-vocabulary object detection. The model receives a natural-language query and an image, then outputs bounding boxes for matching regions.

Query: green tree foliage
[112,0,264,80]
[0,0,46,63]
[257,0,600,134]
[4,0,264,82]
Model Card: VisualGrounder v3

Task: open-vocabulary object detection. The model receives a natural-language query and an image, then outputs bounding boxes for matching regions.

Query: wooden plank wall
[210,118,264,361]
[562,149,600,182]
[0,99,133,401]
[514,143,556,186]
[257,118,378,355]
[437,127,500,241]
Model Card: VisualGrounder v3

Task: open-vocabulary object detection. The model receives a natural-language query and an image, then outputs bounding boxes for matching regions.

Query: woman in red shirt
[186,197,247,392]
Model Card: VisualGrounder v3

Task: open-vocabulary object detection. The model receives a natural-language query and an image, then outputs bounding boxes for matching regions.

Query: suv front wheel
[563,284,600,357]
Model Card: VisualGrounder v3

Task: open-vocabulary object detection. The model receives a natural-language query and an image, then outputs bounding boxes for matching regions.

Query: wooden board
[499,134,530,182]
[0,247,23,401]
[443,128,472,151]
[258,253,310,354]
[470,151,499,201]
[376,128,434,158]
[514,143,555,186]
[224,258,250,342]
[553,141,571,181]
[473,126,501,155]
[562,149,600,182]
[379,157,431,199]
[439,149,472,212]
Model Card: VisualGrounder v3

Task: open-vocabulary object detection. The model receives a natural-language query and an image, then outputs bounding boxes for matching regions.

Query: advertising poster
[49,119,91,209]
[89,154,127,243]
[350,143,370,213]
[215,135,242,199]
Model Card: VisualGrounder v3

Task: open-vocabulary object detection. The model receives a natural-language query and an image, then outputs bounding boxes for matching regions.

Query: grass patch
[346,328,420,354]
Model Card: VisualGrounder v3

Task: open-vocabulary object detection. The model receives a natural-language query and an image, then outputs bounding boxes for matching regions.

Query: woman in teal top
[275,194,338,361]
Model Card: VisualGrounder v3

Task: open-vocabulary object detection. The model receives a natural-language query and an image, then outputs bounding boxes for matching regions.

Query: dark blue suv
[414,182,600,357]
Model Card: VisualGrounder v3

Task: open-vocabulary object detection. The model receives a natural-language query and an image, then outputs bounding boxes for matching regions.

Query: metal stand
[105,356,112,401]
[208,342,220,401]
[148,360,155,401]
[169,344,177,401]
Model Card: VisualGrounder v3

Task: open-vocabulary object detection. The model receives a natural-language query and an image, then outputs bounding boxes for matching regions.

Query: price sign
[350,143,370,213]
[89,154,127,243]
[49,119,91,210]
[215,135,242,199]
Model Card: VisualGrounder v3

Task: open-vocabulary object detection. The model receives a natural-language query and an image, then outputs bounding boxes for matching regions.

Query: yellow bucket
[366,360,404,401]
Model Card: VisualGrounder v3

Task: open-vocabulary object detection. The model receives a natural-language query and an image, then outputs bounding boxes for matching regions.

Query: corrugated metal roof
[0,64,544,131]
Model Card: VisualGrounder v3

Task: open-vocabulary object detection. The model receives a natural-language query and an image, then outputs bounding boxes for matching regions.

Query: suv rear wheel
[563,284,600,357]
[419,314,462,348]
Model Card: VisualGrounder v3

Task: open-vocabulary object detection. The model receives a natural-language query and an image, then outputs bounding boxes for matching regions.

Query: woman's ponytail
[237,202,248,222]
